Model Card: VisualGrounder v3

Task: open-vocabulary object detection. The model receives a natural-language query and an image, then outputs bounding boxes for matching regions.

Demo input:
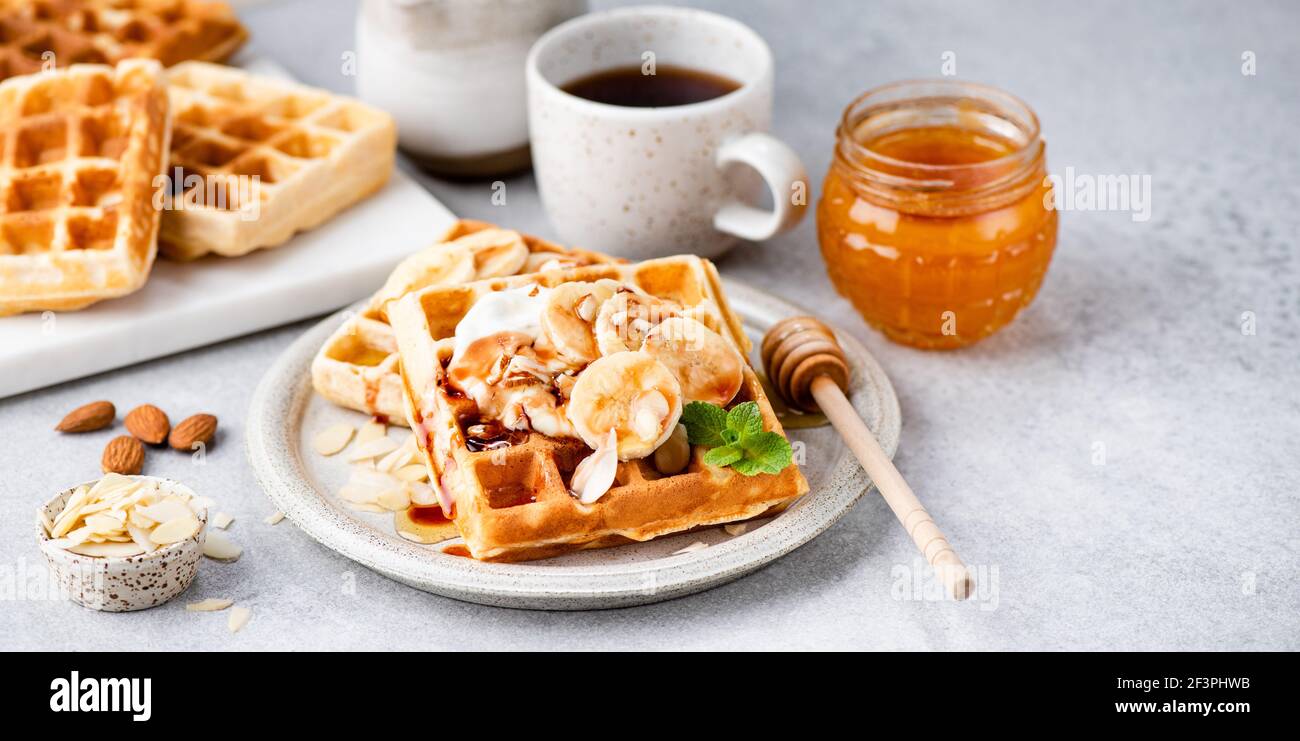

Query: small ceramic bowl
[37,476,208,612]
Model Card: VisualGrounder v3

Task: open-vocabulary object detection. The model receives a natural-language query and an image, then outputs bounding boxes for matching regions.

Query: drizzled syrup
[463,421,527,452]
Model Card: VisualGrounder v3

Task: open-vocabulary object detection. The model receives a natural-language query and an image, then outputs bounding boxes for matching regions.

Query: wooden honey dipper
[762,316,974,600]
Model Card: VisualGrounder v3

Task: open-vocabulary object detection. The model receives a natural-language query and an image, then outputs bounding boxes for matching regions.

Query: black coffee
[561,64,741,108]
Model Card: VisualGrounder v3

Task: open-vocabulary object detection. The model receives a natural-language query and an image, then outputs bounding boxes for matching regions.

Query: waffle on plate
[312,219,618,423]
[0,0,247,80]
[0,59,169,316]
[159,61,396,259]
[387,254,809,562]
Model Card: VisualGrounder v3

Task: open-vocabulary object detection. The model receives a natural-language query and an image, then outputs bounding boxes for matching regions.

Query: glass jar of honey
[817,80,1057,349]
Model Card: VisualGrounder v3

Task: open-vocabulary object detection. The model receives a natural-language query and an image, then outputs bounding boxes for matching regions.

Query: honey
[818,81,1058,349]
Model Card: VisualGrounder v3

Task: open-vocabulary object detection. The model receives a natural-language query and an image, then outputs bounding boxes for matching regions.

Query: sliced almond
[136,499,192,524]
[212,511,234,529]
[202,531,242,561]
[347,436,399,463]
[127,523,158,553]
[186,598,233,612]
[672,541,709,555]
[723,523,748,537]
[312,423,355,456]
[395,464,430,482]
[377,487,410,512]
[357,419,386,444]
[67,542,146,558]
[263,510,284,526]
[150,515,201,545]
[407,481,437,506]
[227,606,251,633]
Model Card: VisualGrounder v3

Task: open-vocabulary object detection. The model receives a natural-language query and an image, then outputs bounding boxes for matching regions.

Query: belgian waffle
[311,219,617,423]
[0,60,169,316]
[387,255,809,562]
[158,61,396,259]
[0,0,247,80]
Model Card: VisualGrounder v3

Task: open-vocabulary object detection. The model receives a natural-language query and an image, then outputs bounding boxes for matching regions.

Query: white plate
[246,280,900,610]
[0,58,455,399]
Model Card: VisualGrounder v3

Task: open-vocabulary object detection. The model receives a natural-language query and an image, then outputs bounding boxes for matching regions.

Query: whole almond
[124,404,170,445]
[102,435,145,475]
[55,400,115,433]
[169,413,218,450]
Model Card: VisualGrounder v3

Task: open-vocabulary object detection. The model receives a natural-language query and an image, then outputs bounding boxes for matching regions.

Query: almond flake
[263,510,284,526]
[136,499,192,525]
[67,542,146,558]
[227,606,251,633]
[186,598,232,612]
[202,531,242,561]
[723,523,748,537]
[377,487,410,512]
[312,423,355,456]
[357,420,387,444]
[347,436,399,463]
[407,481,437,506]
[672,541,709,555]
[150,515,201,545]
[395,464,429,482]
[212,511,234,529]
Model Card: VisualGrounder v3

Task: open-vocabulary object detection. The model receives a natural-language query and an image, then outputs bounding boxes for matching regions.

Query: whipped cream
[451,284,550,363]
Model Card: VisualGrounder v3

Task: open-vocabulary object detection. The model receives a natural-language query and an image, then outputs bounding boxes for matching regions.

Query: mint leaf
[726,401,763,438]
[703,444,743,468]
[682,401,728,447]
[734,431,793,476]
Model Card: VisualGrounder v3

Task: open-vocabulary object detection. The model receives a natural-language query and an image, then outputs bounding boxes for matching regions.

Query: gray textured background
[2,0,1297,650]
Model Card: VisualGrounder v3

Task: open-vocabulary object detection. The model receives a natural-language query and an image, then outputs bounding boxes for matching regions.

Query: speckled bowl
[37,477,207,612]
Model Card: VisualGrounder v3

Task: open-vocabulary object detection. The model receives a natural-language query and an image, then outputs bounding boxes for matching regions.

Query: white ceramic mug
[526,5,808,260]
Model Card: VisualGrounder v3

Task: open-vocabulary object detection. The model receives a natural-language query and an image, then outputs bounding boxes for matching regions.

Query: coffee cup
[526,5,808,259]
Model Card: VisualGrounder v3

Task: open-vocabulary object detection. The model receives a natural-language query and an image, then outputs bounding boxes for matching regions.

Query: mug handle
[713,132,810,242]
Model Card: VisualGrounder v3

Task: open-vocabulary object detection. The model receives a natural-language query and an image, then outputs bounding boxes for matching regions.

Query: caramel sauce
[463,420,527,452]
[393,505,458,545]
[441,544,472,558]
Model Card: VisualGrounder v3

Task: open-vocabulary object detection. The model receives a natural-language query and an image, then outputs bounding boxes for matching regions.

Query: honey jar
[817,81,1058,349]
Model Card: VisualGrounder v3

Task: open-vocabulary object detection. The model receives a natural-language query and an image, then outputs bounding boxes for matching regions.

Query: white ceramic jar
[356,0,587,178]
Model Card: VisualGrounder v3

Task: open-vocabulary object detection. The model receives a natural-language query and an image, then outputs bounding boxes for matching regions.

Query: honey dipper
[761,317,974,600]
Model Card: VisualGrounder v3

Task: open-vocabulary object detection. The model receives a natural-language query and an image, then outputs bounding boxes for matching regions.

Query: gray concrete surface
[1,0,1297,650]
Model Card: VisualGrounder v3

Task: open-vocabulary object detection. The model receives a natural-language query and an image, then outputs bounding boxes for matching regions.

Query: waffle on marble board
[387,254,808,562]
[0,59,169,316]
[159,61,396,259]
[0,0,246,80]
[312,220,619,423]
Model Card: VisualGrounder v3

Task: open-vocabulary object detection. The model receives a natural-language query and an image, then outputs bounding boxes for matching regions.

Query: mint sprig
[681,400,793,476]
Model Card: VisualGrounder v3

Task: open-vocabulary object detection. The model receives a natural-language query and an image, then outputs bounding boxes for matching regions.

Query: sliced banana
[523,252,585,273]
[540,280,620,364]
[642,317,745,406]
[567,351,683,460]
[594,291,681,356]
[464,229,530,278]
[375,245,476,306]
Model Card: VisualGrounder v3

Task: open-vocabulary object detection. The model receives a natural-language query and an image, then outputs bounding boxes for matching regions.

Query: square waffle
[0,0,247,80]
[387,255,809,562]
[311,219,618,423]
[0,59,169,316]
[158,61,396,259]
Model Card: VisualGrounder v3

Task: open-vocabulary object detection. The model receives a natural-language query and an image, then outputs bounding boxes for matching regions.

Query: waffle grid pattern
[159,61,396,259]
[0,59,168,315]
[0,0,246,80]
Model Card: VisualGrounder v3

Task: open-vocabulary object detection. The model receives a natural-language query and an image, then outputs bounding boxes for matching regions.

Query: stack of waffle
[387,255,808,562]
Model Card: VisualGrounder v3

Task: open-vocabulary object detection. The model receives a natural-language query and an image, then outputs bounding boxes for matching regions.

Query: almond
[55,401,115,433]
[102,436,144,475]
[124,404,170,445]
[169,413,218,450]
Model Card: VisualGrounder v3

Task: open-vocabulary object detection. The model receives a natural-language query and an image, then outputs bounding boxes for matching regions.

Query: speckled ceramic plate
[246,280,899,610]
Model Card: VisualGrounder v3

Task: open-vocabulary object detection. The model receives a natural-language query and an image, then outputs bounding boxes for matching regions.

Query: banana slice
[524,252,585,273]
[541,280,620,364]
[567,351,683,460]
[465,230,530,278]
[594,291,681,356]
[375,245,475,305]
[642,317,745,406]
